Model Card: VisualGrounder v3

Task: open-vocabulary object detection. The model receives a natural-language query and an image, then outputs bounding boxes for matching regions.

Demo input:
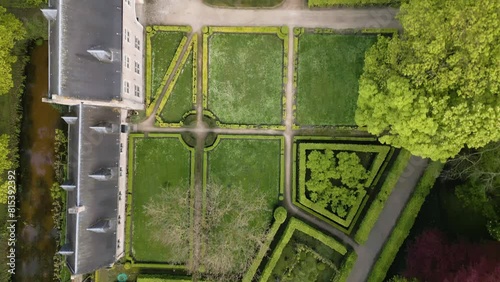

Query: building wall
[121,0,145,109]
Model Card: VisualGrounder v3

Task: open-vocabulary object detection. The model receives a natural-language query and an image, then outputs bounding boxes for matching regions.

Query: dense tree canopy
[305,150,369,217]
[355,0,500,161]
[0,6,25,95]
[404,229,500,281]
[445,142,500,240]
[0,134,12,204]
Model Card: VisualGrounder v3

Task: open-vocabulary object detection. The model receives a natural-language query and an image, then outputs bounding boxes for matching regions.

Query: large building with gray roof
[42,0,145,276]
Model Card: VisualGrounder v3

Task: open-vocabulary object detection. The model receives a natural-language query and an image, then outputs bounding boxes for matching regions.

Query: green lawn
[131,137,191,263]
[296,33,377,126]
[151,32,185,101]
[204,0,284,7]
[159,53,194,123]
[208,33,283,125]
[308,0,399,7]
[206,138,282,272]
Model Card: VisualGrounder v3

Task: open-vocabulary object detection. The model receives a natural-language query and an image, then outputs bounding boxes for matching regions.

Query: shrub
[305,150,369,217]
[274,206,287,223]
[367,161,444,282]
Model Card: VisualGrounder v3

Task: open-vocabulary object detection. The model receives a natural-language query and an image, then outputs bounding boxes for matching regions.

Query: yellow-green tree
[356,0,500,161]
[0,6,26,95]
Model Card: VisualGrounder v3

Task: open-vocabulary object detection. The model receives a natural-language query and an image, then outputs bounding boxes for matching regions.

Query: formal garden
[100,21,449,282]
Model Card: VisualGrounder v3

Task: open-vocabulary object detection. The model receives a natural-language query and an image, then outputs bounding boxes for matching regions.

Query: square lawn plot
[208,33,284,125]
[130,137,192,264]
[206,138,283,271]
[296,33,377,126]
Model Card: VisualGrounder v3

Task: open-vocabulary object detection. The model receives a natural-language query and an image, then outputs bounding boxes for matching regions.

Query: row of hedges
[354,149,412,244]
[308,0,400,7]
[260,217,348,281]
[367,161,444,282]
[333,251,357,282]
[242,207,287,282]
[155,35,197,125]
[125,133,195,270]
[292,139,388,234]
[298,143,391,187]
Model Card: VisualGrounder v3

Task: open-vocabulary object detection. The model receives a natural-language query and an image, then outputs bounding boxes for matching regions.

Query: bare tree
[144,184,191,264]
[144,182,273,281]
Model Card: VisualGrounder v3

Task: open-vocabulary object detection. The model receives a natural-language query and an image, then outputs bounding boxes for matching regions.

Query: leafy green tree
[355,0,500,161]
[0,134,12,173]
[0,6,26,95]
[0,181,8,204]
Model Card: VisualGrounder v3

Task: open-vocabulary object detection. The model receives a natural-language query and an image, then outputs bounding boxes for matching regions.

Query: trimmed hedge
[308,0,400,7]
[242,207,287,282]
[260,217,348,281]
[296,143,391,228]
[354,149,412,244]
[333,251,357,282]
[367,161,444,282]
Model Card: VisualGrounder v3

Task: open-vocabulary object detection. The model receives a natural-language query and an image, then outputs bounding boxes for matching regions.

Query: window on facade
[124,29,130,43]
[134,61,140,74]
[134,85,140,97]
[124,81,130,94]
[124,56,130,69]
[135,37,141,50]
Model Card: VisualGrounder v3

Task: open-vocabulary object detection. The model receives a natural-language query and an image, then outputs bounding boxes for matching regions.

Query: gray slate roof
[48,0,123,101]
[66,104,120,274]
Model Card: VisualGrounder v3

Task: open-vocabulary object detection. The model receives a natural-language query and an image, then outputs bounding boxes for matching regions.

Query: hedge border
[295,143,391,228]
[307,0,400,8]
[202,26,288,129]
[354,149,412,244]
[145,25,192,116]
[125,133,196,269]
[333,250,358,282]
[259,217,348,282]
[367,161,444,282]
[292,27,396,129]
[242,207,288,282]
[155,35,198,127]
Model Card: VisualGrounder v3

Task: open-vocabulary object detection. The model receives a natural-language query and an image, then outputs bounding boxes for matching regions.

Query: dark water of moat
[14,42,61,282]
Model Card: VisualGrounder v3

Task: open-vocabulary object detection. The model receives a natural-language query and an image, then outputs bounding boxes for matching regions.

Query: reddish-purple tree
[405,229,500,282]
